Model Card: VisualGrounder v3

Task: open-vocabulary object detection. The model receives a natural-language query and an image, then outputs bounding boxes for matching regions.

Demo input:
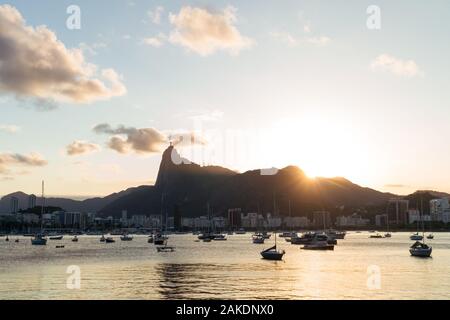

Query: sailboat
[31,181,47,246]
[261,233,285,260]
[384,207,391,237]
[410,196,432,257]
[410,199,423,240]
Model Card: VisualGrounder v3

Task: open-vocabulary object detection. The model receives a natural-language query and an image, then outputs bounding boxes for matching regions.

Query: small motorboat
[369,233,384,239]
[15,239,19,243]
[49,235,63,240]
[384,233,392,238]
[5,236,9,242]
[261,245,285,260]
[120,234,133,241]
[301,234,334,251]
[156,246,175,252]
[31,234,47,245]
[105,237,115,243]
[100,235,106,242]
[326,230,346,240]
[154,234,168,245]
[291,232,315,245]
[427,234,434,240]
[72,236,78,242]
[410,233,423,241]
[279,231,297,238]
[252,235,265,244]
[56,245,65,249]
[213,234,227,241]
[410,241,432,257]
[198,232,215,240]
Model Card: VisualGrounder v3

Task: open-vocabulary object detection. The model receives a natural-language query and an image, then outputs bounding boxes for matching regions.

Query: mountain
[98,146,396,218]
[0,186,143,213]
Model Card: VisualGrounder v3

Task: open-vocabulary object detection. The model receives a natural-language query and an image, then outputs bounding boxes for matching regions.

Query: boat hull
[301,245,334,251]
[261,252,284,260]
[409,248,432,257]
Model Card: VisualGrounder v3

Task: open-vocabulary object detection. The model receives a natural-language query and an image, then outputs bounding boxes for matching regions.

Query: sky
[1,0,450,198]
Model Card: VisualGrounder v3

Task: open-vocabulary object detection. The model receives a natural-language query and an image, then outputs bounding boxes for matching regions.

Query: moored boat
[301,234,334,251]
[410,241,432,257]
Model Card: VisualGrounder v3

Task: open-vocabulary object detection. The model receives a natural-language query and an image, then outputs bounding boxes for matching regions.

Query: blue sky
[1,1,450,198]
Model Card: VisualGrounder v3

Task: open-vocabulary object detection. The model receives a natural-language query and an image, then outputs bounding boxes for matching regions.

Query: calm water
[1,232,450,300]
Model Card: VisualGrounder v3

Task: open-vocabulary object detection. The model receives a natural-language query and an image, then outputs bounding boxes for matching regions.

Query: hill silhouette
[98,146,395,218]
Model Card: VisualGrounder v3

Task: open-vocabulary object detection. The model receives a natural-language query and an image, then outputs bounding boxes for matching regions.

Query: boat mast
[40,180,45,233]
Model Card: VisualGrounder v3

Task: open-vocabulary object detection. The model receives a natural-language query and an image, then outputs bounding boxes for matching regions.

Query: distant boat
[410,196,432,257]
[410,233,423,241]
[72,236,78,242]
[369,233,384,239]
[427,234,434,239]
[105,237,115,243]
[203,238,212,243]
[384,233,392,238]
[154,234,168,245]
[290,232,315,245]
[120,234,133,241]
[56,245,65,249]
[212,234,227,241]
[326,230,346,240]
[32,181,48,246]
[49,235,63,240]
[15,239,19,243]
[5,236,9,242]
[100,235,106,242]
[252,235,265,244]
[301,233,334,251]
[148,235,154,243]
[261,233,285,260]
[156,246,175,252]
[279,231,297,238]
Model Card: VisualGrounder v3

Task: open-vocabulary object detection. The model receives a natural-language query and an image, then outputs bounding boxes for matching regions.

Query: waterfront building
[227,208,242,229]
[28,194,37,209]
[10,196,19,214]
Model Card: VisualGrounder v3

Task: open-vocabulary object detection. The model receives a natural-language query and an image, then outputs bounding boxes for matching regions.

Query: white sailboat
[31,181,47,246]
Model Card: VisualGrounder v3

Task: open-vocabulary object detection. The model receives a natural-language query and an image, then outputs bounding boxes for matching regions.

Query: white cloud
[148,6,164,24]
[370,54,420,77]
[169,6,254,56]
[0,5,126,104]
[66,141,100,156]
[0,124,20,133]
[93,123,207,154]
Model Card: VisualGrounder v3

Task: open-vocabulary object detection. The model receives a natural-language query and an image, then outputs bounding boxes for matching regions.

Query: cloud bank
[0,5,126,104]
[169,6,253,56]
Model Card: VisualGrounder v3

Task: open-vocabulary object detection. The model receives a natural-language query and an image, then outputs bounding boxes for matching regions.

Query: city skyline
[2,1,450,198]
